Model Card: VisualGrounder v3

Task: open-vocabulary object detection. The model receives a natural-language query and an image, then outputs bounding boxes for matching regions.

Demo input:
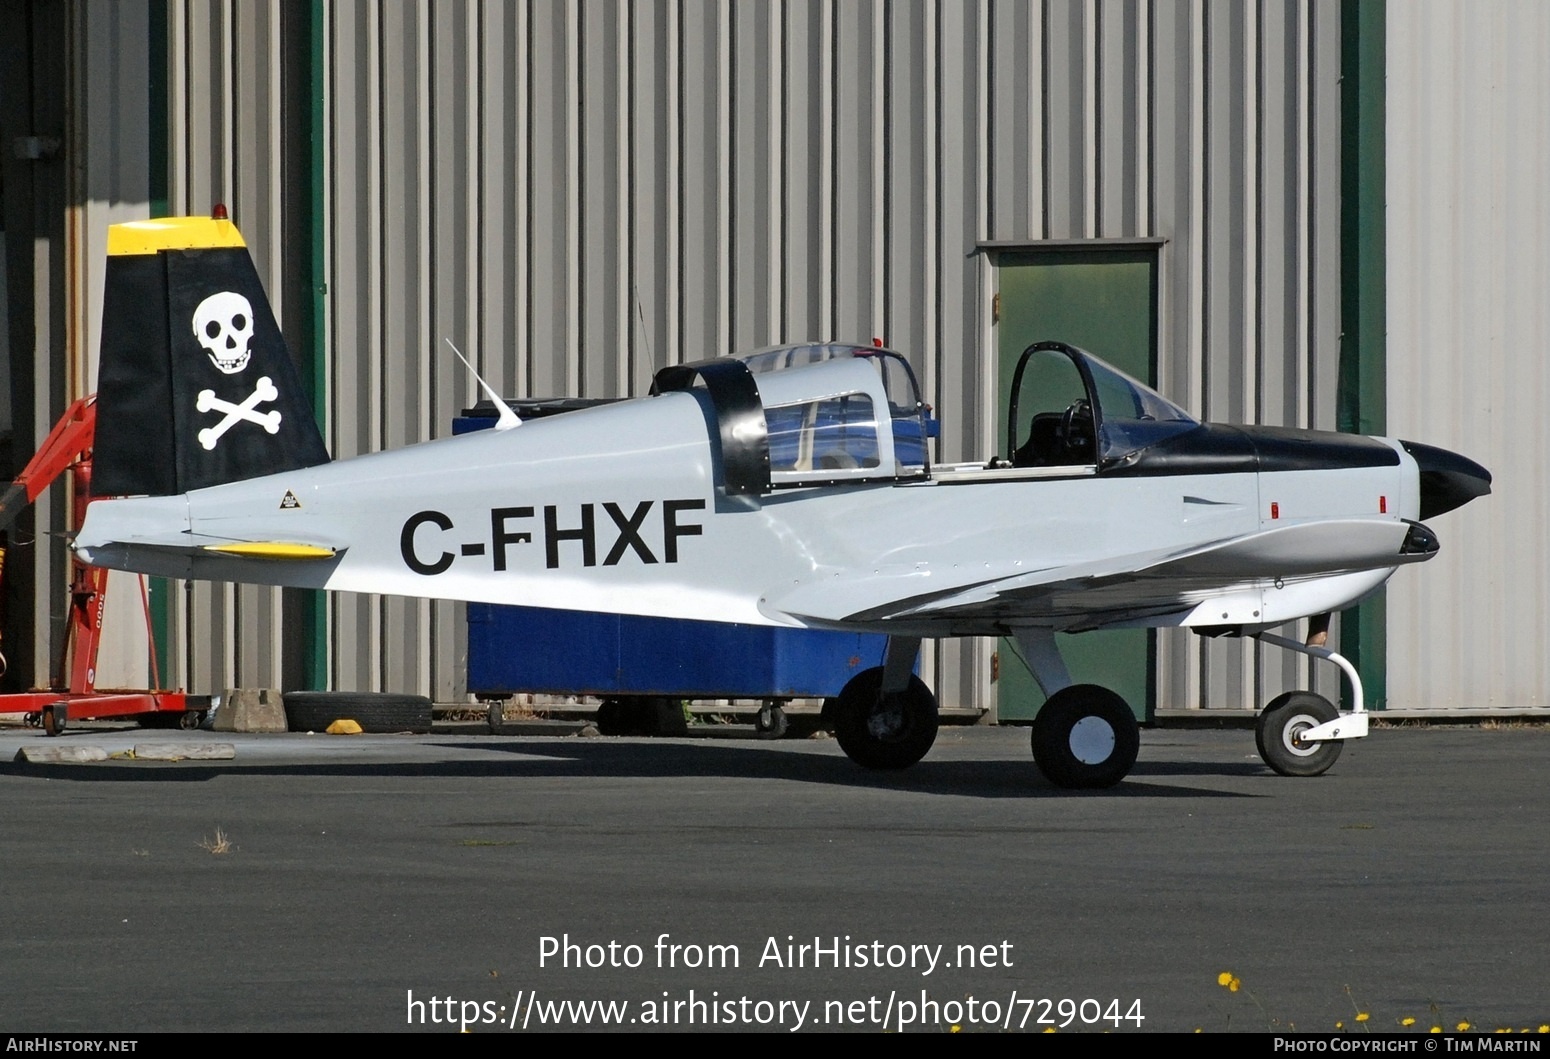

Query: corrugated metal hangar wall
[161,0,1346,713]
[11,0,1540,714]
[1385,0,1550,709]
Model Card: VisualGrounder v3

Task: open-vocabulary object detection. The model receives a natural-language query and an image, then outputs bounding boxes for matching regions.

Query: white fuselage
[75,389,1421,638]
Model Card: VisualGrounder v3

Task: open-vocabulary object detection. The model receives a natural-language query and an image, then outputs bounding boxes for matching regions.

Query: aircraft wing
[762,518,1431,632]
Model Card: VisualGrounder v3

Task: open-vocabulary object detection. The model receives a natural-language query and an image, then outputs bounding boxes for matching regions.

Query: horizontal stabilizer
[201,541,338,560]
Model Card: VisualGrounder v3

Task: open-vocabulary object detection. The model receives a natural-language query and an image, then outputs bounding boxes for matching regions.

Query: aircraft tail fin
[92,209,330,497]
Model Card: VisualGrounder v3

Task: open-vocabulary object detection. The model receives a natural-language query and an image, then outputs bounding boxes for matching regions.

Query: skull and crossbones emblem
[191,290,283,450]
[197,377,283,450]
[193,290,255,374]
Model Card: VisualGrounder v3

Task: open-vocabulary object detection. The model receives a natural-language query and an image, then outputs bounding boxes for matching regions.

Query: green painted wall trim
[302,0,328,690]
[147,1,167,218]
[147,0,170,683]
[1339,0,1387,710]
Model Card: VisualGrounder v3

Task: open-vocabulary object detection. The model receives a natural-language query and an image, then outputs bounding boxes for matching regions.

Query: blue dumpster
[466,602,888,700]
[455,402,897,722]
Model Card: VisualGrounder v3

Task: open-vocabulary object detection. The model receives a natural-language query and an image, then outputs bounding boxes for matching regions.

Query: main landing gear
[1011,628,1140,788]
[1029,683,1140,789]
[826,631,1143,788]
[828,637,939,770]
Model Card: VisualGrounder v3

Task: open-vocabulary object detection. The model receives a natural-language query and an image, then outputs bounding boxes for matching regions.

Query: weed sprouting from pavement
[198,827,235,854]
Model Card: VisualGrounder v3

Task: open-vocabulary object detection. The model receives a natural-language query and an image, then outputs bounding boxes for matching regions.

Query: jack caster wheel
[1031,684,1139,789]
[831,668,938,770]
[753,702,788,740]
[41,703,67,738]
[1256,691,1342,777]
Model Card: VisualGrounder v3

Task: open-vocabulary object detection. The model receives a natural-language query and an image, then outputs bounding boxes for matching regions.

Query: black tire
[41,703,66,737]
[138,710,206,730]
[831,668,938,770]
[1256,691,1342,777]
[644,697,689,737]
[283,691,433,734]
[1030,684,1139,789]
[753,702,788,740]
[595,699,628,735]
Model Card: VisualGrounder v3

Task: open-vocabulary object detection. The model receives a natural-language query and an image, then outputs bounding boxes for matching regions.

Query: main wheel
[1031,684,1139,788]
[1256,691,1342,777]
[831,668,938,770]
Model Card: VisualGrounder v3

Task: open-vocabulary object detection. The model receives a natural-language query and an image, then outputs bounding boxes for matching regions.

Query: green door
[994,247,1159,723]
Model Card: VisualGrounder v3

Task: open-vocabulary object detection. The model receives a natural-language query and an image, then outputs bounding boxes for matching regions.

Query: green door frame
[980,239,1165,724]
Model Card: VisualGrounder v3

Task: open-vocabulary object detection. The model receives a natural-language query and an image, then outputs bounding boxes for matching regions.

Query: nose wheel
[1251,630,1368,778]
[1255,691,1343,777]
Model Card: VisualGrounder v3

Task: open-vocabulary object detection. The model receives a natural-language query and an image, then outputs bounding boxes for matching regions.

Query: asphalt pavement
[1,720,1546,1033]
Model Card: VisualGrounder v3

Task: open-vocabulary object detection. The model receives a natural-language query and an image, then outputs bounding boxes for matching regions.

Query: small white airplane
[74,212,1490,787]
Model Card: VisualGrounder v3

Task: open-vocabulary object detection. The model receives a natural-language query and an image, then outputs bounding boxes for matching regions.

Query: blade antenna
[445,338,521,431]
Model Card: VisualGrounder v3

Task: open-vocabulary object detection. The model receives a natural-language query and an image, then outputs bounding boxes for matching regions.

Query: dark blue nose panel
[1401,441,1493,519]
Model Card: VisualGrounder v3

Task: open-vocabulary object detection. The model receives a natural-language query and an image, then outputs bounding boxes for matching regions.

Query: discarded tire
[282,691,434,734]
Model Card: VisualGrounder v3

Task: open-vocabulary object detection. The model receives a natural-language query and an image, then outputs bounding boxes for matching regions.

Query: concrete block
[211,687,287,733]
[133,743,237,761]
[14,745,109,764]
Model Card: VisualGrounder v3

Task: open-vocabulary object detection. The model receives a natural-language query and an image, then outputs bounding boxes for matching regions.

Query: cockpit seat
[1013,408,1093,467]
[1013,414,1063,467]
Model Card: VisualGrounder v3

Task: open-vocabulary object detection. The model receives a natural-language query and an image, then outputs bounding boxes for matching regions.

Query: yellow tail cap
[107,216,246,256]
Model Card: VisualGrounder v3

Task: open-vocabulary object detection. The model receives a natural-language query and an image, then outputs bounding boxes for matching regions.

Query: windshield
[1081,356,1199,458]
[1007,342,1200,469]
[740,343,932,476]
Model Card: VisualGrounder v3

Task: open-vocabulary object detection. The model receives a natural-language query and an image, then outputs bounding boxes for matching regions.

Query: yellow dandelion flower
[1043,1027,1057,1034]
[1218,972,1234,987]
[1357,1013,1370,1023]
[1431,1027,1443,1034]
[950,1025,961,1033]
[1230,977,1241,993]
[1336,1021,1345,1030]
[1402,1018,1416,1027]
[1539,1026,1549,1034]
[1457,1021,1471,1032]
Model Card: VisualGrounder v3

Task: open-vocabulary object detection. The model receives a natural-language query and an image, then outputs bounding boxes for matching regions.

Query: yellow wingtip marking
[108,217,246,256]
[202,541,335,560]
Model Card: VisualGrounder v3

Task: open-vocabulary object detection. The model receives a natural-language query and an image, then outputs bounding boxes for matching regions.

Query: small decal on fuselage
[280,490,300,509]
[399,500,706,576]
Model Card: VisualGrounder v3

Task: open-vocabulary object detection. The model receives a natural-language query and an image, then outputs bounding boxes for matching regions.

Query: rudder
[92,211,330,497]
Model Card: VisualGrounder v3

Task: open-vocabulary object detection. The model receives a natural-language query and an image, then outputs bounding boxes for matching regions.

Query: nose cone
[1400,440,1492,519]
